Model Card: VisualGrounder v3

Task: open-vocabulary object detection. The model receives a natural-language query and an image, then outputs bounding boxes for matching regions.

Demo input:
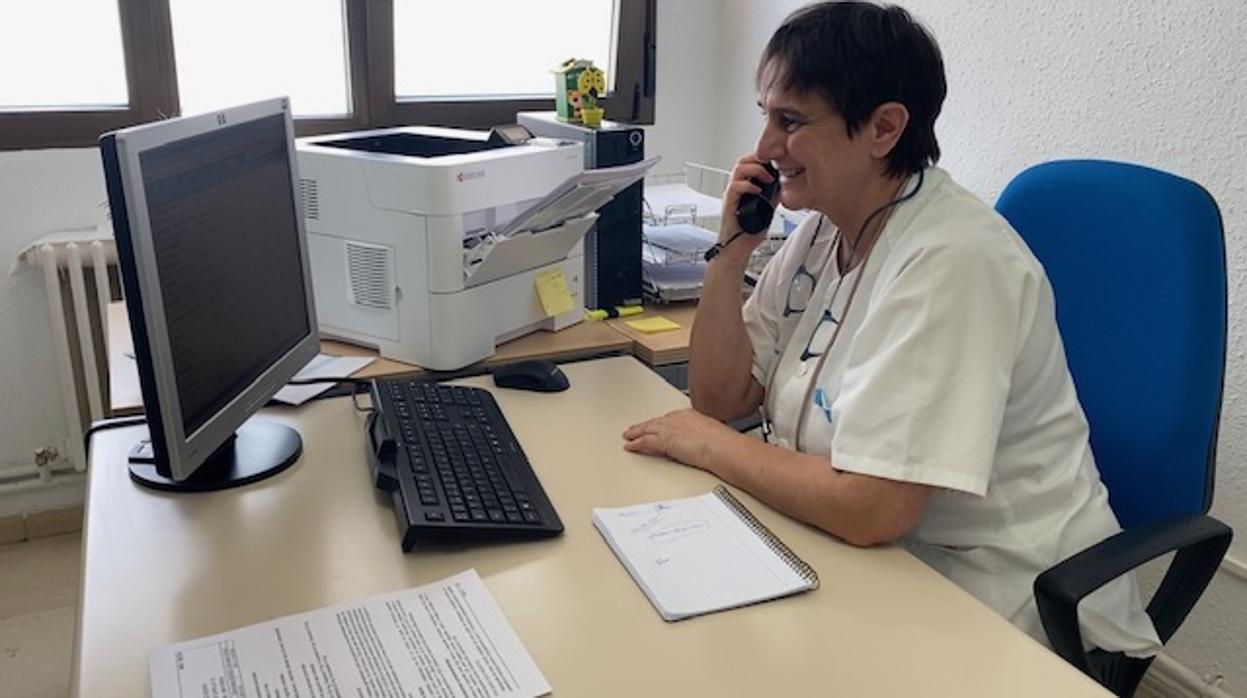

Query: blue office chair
[995,160,1233,697]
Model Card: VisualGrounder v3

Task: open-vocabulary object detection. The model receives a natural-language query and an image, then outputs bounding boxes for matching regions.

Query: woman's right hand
[716,153,778,264]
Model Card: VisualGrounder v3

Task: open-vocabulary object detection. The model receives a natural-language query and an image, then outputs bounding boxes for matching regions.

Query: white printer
[296,125,652,370]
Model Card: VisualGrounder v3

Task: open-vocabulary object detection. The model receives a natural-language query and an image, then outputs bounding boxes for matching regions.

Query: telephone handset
[735,163,780,234]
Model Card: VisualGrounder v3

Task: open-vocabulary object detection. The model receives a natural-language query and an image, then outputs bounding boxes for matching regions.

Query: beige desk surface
[76,356,1107,697]
[108,302,634,413]
[605,301,697,366]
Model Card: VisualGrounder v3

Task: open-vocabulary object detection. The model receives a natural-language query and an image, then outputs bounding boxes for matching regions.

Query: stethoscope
[759,169,925,451]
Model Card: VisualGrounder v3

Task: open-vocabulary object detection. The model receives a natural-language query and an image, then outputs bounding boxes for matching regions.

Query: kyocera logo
[457,170,485,182]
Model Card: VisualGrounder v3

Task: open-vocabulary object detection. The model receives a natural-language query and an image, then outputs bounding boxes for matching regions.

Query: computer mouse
[491,359,570,393]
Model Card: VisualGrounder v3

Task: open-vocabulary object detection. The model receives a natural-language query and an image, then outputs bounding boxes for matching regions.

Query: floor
[0,533,80,698]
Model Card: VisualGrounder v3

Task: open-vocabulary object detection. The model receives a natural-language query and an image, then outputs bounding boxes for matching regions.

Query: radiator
[19,229,118,472]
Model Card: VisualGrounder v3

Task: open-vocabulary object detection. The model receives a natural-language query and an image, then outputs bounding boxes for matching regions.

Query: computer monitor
[100,98,320,491]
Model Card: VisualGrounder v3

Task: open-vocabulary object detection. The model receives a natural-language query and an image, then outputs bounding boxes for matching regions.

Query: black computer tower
[517,111,645,309]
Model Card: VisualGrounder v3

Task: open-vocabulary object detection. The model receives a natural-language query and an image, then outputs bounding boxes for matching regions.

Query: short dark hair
[758,2,947,177]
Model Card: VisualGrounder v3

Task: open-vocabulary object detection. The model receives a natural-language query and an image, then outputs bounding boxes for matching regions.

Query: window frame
[0,0,654,151]
[0,0,176,150]
[367,0,655,129]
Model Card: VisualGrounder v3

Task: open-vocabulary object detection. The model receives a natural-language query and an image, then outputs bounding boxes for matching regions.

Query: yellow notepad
[625,316,681,334]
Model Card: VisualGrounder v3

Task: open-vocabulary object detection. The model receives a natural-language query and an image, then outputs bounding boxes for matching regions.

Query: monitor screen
[140,114,310,437]
[101,98,320,490]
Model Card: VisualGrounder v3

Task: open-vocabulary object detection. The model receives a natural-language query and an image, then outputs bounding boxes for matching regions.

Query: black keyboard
[366,376,563,550]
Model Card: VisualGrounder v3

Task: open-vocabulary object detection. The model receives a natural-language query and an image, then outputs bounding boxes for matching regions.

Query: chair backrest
[996,160,1225,529]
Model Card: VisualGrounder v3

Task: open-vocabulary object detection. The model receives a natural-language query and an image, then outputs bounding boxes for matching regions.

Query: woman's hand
[622,408,736,473]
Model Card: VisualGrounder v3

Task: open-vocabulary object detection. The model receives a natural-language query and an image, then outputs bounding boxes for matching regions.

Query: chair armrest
[1034,514,1232,672]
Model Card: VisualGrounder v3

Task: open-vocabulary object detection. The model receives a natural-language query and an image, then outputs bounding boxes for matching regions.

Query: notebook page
[594,492,810,620]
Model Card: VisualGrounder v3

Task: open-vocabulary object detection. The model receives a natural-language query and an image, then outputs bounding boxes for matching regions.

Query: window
[372,0,653,129]
[0,1,129,109]
[0,0,176,150]
[0,0,655,151]
[168,0,351,118]
[393,1,615,99]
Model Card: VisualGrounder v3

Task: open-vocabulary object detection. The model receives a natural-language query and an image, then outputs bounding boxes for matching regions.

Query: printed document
[149,569,551,698]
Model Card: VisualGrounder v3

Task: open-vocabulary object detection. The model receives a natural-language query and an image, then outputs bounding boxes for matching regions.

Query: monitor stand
[128,419,302,492]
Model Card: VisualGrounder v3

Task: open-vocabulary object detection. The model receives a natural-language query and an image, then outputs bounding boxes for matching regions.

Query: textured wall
[711,0,1247,692]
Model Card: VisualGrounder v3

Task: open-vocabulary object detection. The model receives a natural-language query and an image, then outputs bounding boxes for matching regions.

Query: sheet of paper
[149,569,551,698]
[497,156,661,237]
[534,269,575,317]
[625,316,682,334]
[271,353,376,406]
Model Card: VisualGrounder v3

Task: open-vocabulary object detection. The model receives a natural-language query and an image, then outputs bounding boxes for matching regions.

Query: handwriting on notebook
[647,518,710,546]
[626,504,712,545]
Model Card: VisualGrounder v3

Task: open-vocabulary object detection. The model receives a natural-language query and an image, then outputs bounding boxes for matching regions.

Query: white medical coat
[742,167,1160,655]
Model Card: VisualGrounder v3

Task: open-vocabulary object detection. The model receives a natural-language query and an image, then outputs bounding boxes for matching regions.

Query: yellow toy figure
[576,66,606,126]
[554,58,606,126]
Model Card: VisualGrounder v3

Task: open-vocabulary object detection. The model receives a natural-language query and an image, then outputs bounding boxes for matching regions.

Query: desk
[107,302,635,414]
[75,356,1108,697]
[606,301,697,367]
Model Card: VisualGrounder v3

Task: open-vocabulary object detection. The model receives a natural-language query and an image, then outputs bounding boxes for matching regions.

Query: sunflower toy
[553,57,606,126]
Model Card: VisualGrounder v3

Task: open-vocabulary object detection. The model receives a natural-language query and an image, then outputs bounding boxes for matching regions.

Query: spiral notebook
[593,486,819,621]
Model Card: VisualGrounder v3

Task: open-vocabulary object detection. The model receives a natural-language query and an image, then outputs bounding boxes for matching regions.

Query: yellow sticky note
[534,269,575,317]
[625,316,682,334]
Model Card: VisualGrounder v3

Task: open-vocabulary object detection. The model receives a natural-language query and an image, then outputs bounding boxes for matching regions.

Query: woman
[623,1,1160,656]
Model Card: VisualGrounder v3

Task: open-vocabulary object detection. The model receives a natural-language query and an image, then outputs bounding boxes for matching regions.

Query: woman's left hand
[622,408,735,472]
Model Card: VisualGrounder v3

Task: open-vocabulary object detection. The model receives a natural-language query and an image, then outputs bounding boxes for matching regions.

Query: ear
[868,102,910,161]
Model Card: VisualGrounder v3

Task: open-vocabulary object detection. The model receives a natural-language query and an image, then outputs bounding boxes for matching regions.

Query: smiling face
[753,76,878,225]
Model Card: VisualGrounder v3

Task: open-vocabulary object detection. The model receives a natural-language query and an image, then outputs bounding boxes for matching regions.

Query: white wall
[0,149,108,484]
[711,0,1247,692]
[644,0,725,181]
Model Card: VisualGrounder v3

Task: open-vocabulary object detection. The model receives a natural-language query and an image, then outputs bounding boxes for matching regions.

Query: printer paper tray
[496,156,659,238]
[463,215,597,287]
